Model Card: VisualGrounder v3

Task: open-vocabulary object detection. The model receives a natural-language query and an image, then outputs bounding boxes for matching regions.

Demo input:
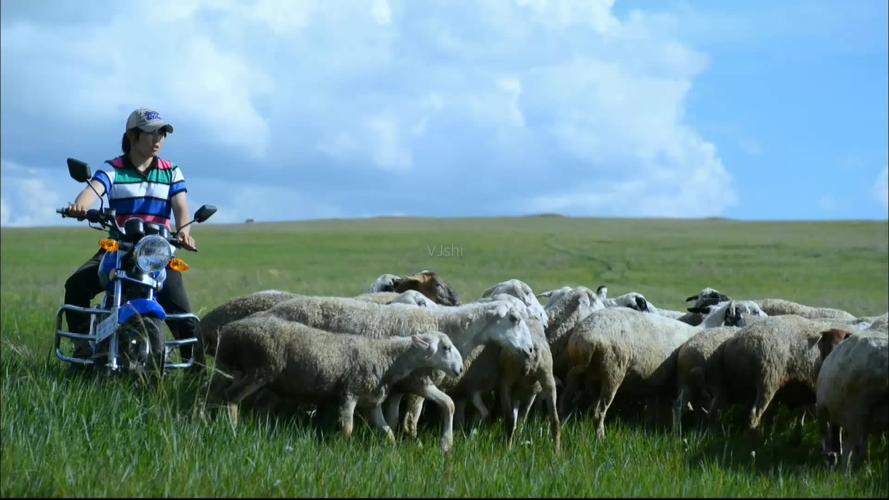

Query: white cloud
[2,2,275,157]
[197,178,344,224]
[515,0,620,34]
[366,115,413,172]
[3,0,742,223]
[0,160,67,227]
[371,0,393,26]
[875,166,888,212]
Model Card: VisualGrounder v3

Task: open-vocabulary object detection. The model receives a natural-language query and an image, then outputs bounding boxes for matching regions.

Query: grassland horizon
[10,213,889,230]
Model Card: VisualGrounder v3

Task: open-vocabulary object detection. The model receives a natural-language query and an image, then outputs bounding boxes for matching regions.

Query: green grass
[2,216,887,497]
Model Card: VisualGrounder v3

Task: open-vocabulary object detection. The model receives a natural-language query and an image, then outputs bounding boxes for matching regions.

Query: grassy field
[2,216,888,497]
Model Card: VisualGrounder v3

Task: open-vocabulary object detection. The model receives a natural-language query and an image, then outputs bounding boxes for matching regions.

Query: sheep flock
[194,271,888,471]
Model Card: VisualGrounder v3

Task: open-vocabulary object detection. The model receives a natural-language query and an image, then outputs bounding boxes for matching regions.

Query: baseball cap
[126,108,174,134]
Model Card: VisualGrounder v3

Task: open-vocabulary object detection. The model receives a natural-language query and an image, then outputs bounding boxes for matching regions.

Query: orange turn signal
[168,258,190,272]
[99,239,119,252]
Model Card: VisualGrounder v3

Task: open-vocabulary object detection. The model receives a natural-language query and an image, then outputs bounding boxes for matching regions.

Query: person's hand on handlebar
[66,179,106,219]
[177,231,197,251]
[66,201,91,219]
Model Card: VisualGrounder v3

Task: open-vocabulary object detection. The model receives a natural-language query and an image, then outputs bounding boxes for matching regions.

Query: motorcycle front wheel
[117,314,165,375]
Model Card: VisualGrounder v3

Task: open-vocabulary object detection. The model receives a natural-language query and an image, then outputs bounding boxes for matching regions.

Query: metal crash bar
[55,306,202,370]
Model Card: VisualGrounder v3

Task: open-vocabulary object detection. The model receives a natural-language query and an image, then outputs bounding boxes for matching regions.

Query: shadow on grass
[678,404,889,482]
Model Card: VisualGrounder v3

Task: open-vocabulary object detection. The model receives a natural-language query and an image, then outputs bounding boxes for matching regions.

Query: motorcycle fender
[97,251,117,288]
[118,299,167,324]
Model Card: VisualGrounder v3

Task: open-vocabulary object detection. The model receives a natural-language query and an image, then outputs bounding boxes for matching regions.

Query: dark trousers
[64,250,203,365]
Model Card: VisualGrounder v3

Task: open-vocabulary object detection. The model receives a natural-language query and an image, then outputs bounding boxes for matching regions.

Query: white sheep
[450,293,561,451]
[540,286,604,383]
[259,295,533,357]
[561,307,701,438]
[815,328,888,471]
[753,298,857,322]
[209,316,463,446]
[536,286,574,307]
[671,299,770,432]
[706,315,859,437]
[596,286,653,312]
[389,289,441,309]
[354,290,440,308]
[198,289,298,357]
[672,325,741,433]
[561,300,758,438]
[354,291,401,304]
[253,294,534,451]
[481,279,549,327]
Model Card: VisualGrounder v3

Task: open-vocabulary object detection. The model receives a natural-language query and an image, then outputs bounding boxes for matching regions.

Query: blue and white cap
[126,108,174,134]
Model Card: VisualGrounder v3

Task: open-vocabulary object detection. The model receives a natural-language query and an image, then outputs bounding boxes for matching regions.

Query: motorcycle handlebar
[57,207,108,224]
[58,207,198,252]
[171,238,198,252]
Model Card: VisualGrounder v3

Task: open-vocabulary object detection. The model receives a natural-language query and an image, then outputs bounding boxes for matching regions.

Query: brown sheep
[395,270,461,306]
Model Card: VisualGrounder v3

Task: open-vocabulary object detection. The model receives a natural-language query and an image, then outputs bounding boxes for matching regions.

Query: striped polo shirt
[92,155,188,231]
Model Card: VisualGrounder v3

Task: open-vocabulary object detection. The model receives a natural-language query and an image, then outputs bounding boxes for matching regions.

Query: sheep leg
[841,406,869,473]
[368,404,396,445]
[401,394,425,439]
[338,397,358,438]
[419,384,456,454]
[559,366,585,419]
[520,393,537,425]
[672,385,689,435]
[499,380,518,448]
[454,399,467,431]
[817,405,842,468]
[841,426,868,473]
[470,391,490,430]
[215,371,274,426]
[704,387,724,431]
[384,393,403,431]
[541,374,561,453]
[206,368,235,413]
[747,382,778,440]
[593,370,625,440]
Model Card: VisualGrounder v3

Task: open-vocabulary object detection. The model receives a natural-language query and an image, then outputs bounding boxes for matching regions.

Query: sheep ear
[411,335,431,351]
[685,294,699,302]
[480,285,495,298]
[487,302,509,319]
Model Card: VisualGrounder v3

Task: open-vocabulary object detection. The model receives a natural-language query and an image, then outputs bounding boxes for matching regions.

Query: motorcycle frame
[54,240,199,372]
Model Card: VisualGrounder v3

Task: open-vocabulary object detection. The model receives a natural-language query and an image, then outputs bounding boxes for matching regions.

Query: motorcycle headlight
[134,235,173,274]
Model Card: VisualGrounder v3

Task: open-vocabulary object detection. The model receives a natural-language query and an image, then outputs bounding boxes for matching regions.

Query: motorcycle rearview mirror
[175,205,217,234]
[193,205,217,223]
[66,158,92,183]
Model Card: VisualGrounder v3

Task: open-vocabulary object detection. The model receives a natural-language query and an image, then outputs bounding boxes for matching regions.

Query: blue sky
[1,0,886,226]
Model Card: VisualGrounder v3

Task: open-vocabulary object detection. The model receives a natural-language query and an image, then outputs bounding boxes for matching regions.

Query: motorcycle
[54,158,216,375]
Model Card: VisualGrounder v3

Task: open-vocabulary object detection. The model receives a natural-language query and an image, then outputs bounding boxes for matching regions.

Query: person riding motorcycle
[63,107,204,371]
